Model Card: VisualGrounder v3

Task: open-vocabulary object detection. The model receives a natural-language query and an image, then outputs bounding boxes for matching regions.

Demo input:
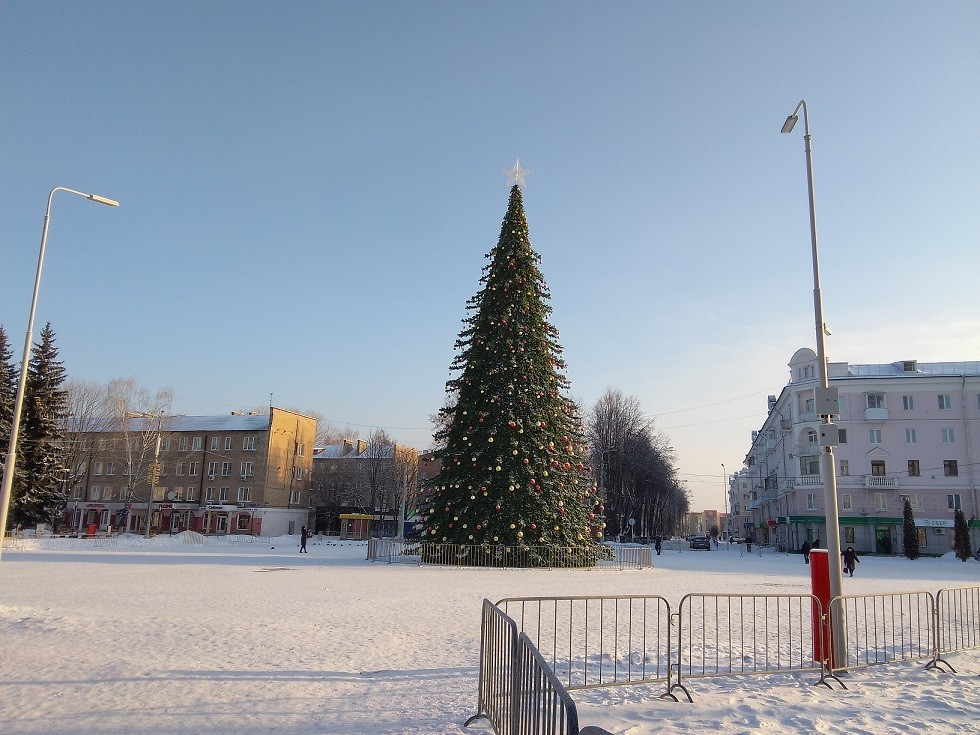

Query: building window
[294,466,305,480]
[219,487,229,503]
[917,528,928,548]
[207,462,219,478]
[908,460,920,477]
[186,487,198,502]
[942,428,955,444]
[205,487,215,502]
[179,437,189,452]
[290,490,302,505]
[94,462,103,476]
[875,492,887,510]
[902,395,914,411]
[866,393,885,410]
[806,493,816,510]
[900,493,920,509]
[800,455,820,475]
[938,394,952,410]
[844,527,855,544]
[838,395,847,412]
[298,442,306,457]
[840,459,850,476]
[105,462,114,476]
[842,494,852,511]
[804,397,815,414]
[237,487,251,503]
[221,462,231,477]
[944,460,959,477]
[806,429,818,448]
[237,514,251,531]
[211,436,221,450]
[73,486,83,500]
[192,437,203,451]
[871,460,886,476]
[243,436,257,451]
[838,428,847,444]
[90,486,101,501]
[188,462,199,476]
[869,429,882,444]
[225,437,233,451]
[905,428,916,444]
[948,494,962,510]
[175,462,184,476]
[241,462,253,478]
[170,488,182,501]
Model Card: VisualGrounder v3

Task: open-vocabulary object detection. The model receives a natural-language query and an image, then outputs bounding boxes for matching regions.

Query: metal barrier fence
[829,592,935,673]
[934,585,980,671]
[465,598,614,735]
[672,593,835,700]
[514,632,582,735]
[367,540,651,570]
[498,596,672,694]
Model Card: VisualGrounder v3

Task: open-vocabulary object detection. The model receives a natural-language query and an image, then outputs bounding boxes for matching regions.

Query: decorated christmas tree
[421,168,604,563]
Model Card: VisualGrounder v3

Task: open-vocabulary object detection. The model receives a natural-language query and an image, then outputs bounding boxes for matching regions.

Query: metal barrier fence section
[829,592,935,672]
[466,599,519,735]
[498,596,671,693]
[673,594,830,700]
[515,632,581,735]
[367,540,652,570]
[935,585,980,669]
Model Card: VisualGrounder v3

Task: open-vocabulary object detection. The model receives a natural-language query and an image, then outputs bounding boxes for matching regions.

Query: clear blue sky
[2,2,978,512]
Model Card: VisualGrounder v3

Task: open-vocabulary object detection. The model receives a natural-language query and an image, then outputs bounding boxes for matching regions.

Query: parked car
[690,535,711,550]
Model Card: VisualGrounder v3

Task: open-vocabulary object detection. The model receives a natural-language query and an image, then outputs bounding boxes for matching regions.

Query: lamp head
[88,194,120,207]
[780,115,798,134]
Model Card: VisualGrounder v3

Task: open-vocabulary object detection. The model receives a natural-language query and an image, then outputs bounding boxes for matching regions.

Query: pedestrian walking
[654,536,662,556]
[843,546,860,577]
[801,539,811,564]
[300,525,309,553]
[746,534,754,553]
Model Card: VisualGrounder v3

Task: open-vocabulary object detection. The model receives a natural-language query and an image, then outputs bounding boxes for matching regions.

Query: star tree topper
[504,159,532,188]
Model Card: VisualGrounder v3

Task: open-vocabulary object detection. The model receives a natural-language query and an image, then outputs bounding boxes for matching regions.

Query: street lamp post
[0,187,119,563]
[721,463,728,538]
[781,100,846,668]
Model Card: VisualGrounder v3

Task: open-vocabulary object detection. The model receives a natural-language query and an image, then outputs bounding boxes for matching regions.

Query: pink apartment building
[732,349,979,555]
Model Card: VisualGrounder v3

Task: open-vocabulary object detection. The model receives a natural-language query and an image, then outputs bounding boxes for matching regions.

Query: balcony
[864,475,898,489]
[865,408,888,421]
[795,475,823,487]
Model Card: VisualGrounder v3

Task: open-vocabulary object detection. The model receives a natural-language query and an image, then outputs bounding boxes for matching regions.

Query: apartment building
[65,407,316,537]
[310,439,419,536]
[734,349,979,554]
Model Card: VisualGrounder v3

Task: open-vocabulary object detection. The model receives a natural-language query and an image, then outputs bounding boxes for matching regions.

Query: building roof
[70,414,271,433]
[843,361,980,378]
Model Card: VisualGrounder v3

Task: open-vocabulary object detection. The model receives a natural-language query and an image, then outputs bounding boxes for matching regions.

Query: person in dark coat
[843,546,860,577]
[300,525,309,553]
[801,539,812,564]
[654,536,662,555]
[746,534,754,552]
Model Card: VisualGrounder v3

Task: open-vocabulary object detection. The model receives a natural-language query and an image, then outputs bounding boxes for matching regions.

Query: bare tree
[106,378,173,531]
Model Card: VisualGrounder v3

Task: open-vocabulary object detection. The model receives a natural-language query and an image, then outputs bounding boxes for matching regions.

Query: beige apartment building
[65,407,316,537]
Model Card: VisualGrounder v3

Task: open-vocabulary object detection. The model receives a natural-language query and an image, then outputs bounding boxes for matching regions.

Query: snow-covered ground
[1,536,978,735]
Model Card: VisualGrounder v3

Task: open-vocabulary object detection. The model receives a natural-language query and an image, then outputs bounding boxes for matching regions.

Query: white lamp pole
[0,187,119,563]
[781,101,846,667]
[721,463,728,536]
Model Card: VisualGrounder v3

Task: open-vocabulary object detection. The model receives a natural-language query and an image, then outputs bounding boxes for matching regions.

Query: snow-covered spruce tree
[902,498,919,560]
[12,323,69,527]
[422,185,603,565]
[0,326,17,482]
[952,508,972,562]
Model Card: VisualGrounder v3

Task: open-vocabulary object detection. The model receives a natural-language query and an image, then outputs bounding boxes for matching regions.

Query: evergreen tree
[952,508,972,562]
[421,185,602,560]
[902,498,919,560]
[11,323,69,527]
[0,326,17,480]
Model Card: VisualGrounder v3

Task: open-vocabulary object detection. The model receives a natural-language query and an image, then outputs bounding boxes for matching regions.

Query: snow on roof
[845,361,980,377]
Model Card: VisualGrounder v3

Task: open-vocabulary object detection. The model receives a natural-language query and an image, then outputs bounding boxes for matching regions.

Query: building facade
[310,439,420,536]
[735,349,979,554]
[65,407,316,537]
